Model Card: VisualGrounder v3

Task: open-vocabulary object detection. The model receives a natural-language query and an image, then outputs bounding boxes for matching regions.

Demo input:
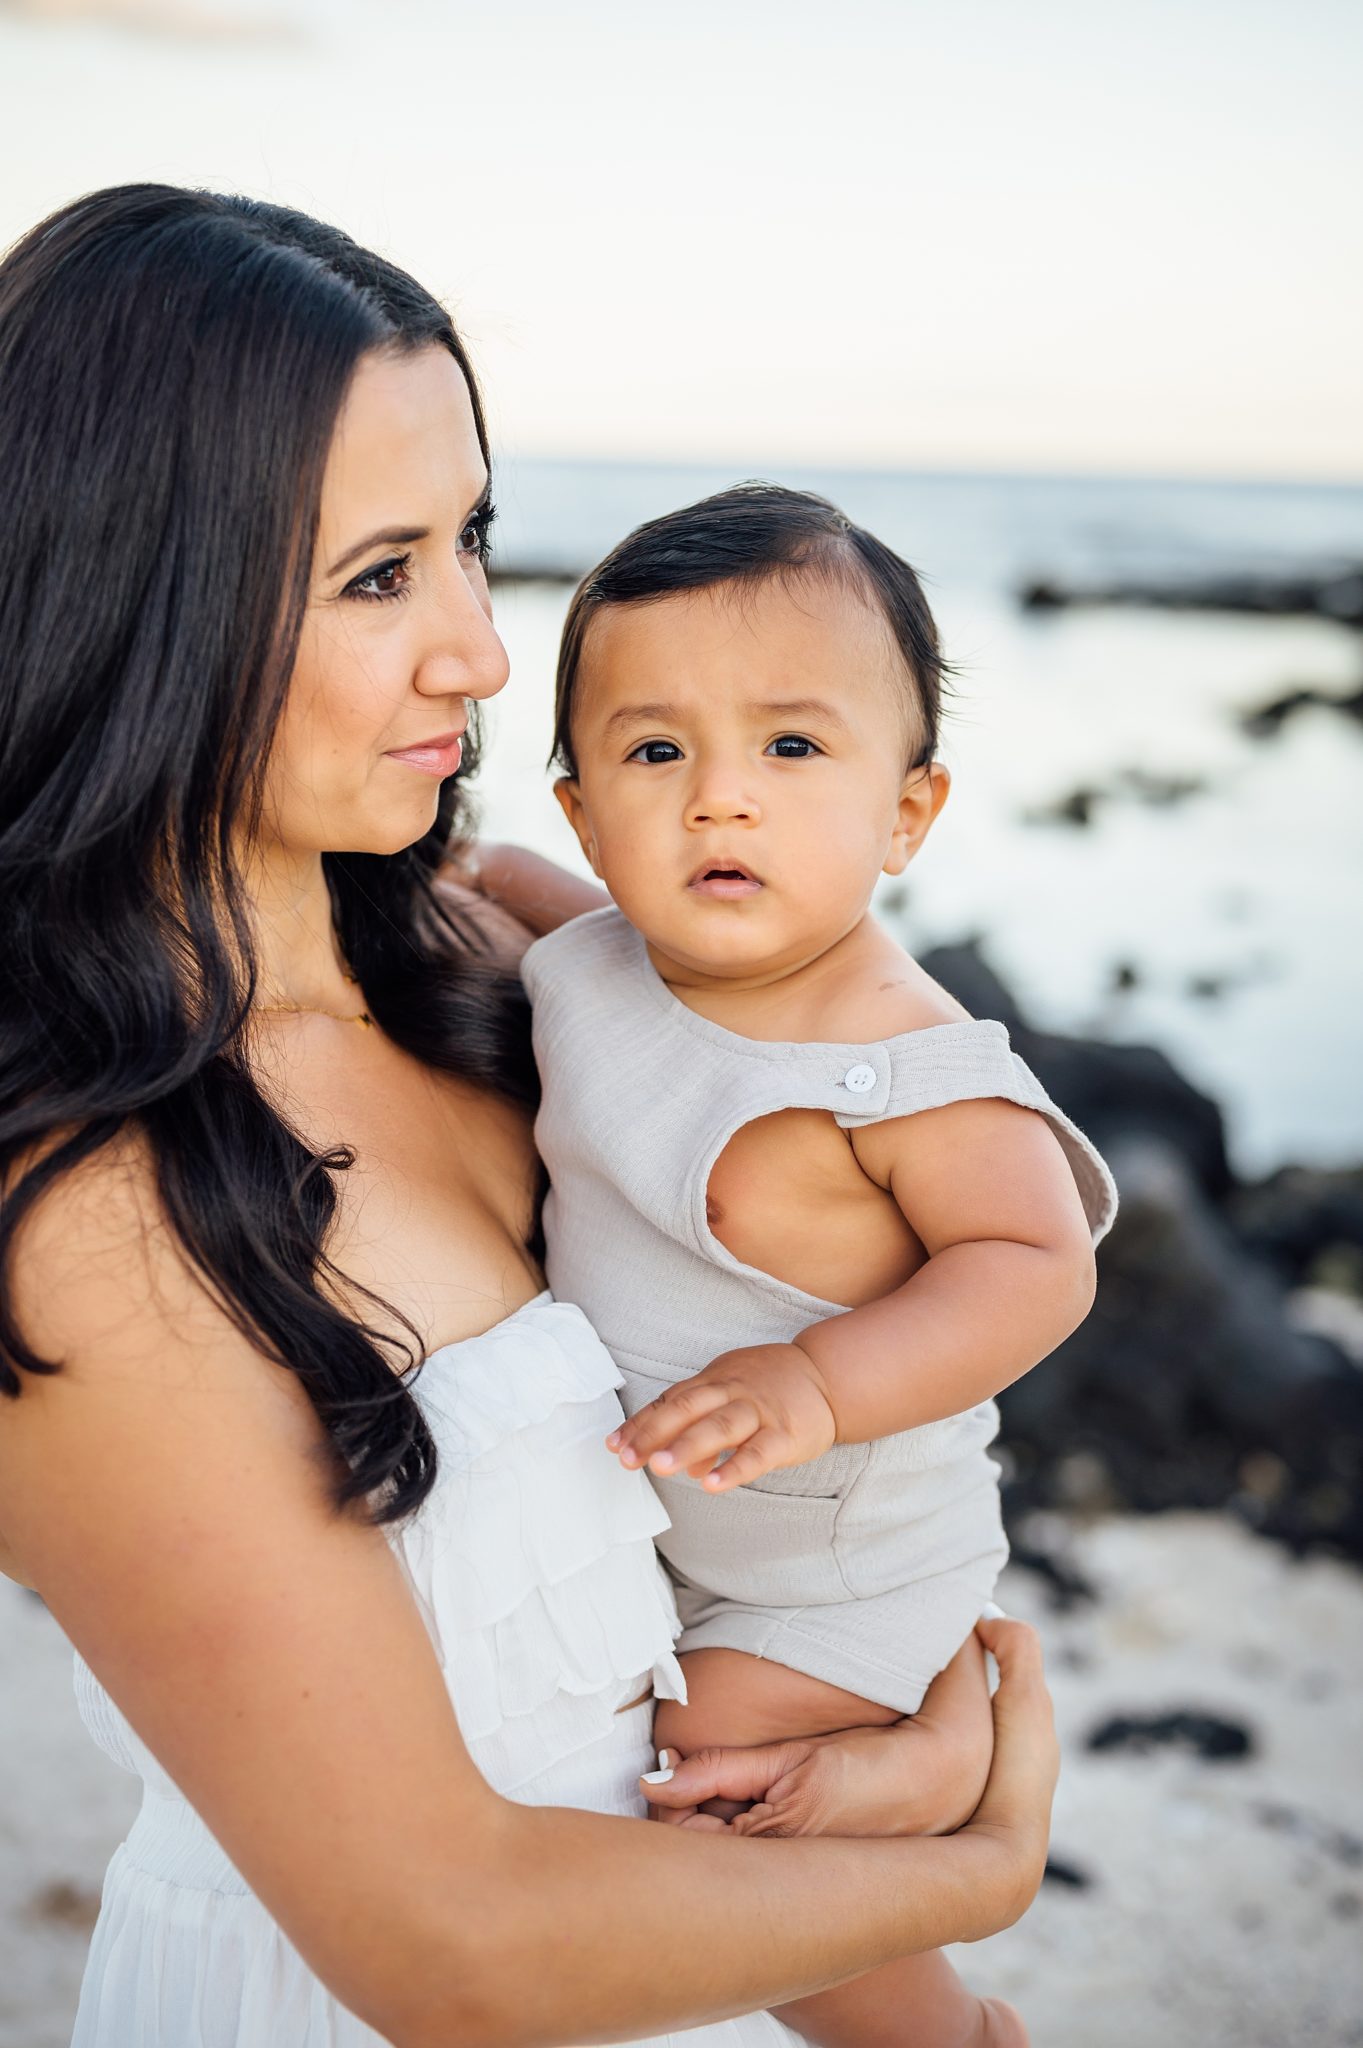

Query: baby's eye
[345,552,414,603]
[627,739,683,765]
[766,734,820,758]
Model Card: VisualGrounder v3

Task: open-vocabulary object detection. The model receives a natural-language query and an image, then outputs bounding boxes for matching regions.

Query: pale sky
[1,0,1359,479]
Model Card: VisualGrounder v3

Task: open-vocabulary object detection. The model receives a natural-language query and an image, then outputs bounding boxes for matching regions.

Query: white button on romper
[524,908,1119,1713]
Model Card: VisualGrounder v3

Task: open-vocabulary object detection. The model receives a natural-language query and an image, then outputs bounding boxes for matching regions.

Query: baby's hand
[605,1343,837,1490]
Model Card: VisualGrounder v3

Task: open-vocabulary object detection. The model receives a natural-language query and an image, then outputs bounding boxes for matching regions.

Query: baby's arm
[796,1095,1097,1441]
[609,1095,1096,1488]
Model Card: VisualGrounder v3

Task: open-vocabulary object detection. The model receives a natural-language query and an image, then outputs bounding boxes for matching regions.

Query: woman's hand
[646,1617,1058,1922]
[649,1629,996,1838]
[451,841,608,938]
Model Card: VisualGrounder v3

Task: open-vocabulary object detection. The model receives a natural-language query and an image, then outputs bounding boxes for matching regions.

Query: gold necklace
[258,970,373,1029]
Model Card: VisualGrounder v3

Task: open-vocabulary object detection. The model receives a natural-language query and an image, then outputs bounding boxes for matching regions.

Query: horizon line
[496,450,1363,496]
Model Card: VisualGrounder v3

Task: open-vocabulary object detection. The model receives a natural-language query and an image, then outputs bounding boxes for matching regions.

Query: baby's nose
[685,776,760,828]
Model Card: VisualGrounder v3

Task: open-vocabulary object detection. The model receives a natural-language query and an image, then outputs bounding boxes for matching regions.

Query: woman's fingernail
[651,1451,675,1471]
[605,1429,621,1449]
[980,1601,1008,1620]
[642,1766,674,1784]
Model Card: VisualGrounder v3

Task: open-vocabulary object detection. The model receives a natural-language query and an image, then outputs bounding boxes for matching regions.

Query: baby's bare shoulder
[818,927,973,1044]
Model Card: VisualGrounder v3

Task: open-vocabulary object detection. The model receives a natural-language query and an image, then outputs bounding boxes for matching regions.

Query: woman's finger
[728,1801,776,1836]
[647,1799,700,1826]
[642,1739,813,1813]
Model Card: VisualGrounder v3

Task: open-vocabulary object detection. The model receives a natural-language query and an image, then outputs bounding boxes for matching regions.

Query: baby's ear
[552,776,603,878]
[884,759,950,876]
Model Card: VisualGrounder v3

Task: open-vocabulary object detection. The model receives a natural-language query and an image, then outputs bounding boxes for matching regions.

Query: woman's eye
[458,499,496,561]
[767,734,819,758]
[346,553,413,604]
[628,739,682,765]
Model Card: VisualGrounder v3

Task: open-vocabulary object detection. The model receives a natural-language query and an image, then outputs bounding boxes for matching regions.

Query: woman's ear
[553,776,603,878]
[884,760,950,877]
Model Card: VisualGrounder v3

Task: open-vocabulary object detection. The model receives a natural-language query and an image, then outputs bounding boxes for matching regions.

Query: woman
[0,185,1057,2048]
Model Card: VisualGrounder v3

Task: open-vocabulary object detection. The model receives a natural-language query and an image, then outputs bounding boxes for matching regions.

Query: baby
[519,484,1117,2048]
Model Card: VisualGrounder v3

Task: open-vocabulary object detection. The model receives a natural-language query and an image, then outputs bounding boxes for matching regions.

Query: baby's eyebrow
[747,697,851,732]
[598,696,852,739]
[600,702,680,737]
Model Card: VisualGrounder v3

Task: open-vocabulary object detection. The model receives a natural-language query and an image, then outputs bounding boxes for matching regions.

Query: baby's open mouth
[688,862,763,898]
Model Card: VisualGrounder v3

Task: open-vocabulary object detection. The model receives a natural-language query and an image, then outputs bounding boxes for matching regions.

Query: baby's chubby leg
[657,1649,899,1743]
[650,1640,1024,2048]
[779,1964,1027,2048]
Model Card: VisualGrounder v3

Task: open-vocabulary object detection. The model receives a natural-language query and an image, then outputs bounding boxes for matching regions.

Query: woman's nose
[415,568,511,705]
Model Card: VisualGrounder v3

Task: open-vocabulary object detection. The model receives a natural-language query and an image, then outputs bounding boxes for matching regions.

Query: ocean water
[477,460,1363,1179]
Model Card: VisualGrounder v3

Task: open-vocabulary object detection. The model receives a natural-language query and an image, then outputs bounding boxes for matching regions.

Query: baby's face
[556,572,947,985]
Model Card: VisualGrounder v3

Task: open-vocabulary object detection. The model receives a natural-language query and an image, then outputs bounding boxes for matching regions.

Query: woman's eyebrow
[327,525,429,577]
[326,477,493,579]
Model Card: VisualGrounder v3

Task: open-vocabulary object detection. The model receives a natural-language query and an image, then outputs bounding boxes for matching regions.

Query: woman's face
[258,343,509,859]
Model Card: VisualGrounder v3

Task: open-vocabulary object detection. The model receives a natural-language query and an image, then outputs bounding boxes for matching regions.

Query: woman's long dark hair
[0,184,534,1523]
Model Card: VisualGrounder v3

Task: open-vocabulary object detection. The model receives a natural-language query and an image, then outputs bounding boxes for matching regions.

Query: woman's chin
[331,801,442,859]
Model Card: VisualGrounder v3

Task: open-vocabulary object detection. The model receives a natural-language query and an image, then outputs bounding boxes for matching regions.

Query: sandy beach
[4,1506,1361,2048]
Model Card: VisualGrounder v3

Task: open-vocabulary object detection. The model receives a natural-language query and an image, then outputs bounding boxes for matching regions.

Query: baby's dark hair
[551,481,950,777]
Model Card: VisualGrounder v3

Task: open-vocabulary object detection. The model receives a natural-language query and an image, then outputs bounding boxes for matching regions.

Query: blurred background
[1,2,1361,2043]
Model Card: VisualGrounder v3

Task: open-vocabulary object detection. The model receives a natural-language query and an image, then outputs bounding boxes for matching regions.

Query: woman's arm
[0,1143,1055,2048]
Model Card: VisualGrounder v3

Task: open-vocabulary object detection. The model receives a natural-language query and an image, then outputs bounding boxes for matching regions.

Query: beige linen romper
[524,907,1118,1712]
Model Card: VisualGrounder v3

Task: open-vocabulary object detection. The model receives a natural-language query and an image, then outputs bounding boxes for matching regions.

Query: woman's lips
[383,732,464,778]
[688,863,763,900]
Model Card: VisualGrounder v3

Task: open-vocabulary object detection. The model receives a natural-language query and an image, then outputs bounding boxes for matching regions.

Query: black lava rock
[1042,1855,1093,1889]
[918,941,1363,1561]
[1085,1710,1255,1762]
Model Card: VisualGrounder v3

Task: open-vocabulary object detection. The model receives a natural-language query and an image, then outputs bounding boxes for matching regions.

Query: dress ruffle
[414,1294,628,1461]
[401,1297,688,1792]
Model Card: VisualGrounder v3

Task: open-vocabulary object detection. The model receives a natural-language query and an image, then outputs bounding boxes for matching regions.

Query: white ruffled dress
[70,1294,799,2047]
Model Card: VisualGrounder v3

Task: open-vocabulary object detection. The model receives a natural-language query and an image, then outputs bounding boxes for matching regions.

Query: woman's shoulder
[3,1121,316,1437]
[7,1123,161,1346]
